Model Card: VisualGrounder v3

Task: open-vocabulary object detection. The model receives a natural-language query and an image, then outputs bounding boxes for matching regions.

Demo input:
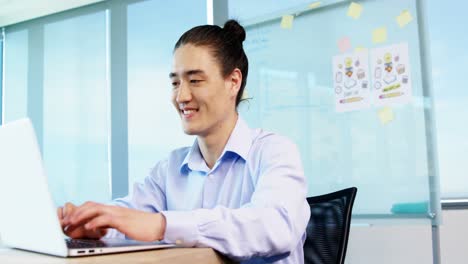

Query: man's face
[170,44,239,137]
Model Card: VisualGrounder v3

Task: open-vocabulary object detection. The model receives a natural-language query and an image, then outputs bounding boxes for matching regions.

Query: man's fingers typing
[63,202,76,218]
[68,205,102,226]
[85,214,113,231]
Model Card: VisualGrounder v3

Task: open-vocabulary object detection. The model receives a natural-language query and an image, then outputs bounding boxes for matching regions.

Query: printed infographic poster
[332,50,371,112]
[370,42,412,106]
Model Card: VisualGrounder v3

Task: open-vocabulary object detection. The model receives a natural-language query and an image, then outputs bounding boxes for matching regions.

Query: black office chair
[304,187,357,264]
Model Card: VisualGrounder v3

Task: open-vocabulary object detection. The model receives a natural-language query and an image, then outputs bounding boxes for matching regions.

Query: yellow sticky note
[308,1,321,9]
[396,10,413,28]
[281,15,294,29]
[355,46,365,52]
[347,2,363,19]
[372,27,387,43]
[378,107,394,125]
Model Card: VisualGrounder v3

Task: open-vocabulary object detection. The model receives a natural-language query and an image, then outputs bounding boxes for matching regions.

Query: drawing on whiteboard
[332,49,371,112]
[345,57,353,77]
[370,42,412,106]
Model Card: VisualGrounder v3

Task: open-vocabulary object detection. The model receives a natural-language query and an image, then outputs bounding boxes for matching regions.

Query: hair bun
[223,20,246,43]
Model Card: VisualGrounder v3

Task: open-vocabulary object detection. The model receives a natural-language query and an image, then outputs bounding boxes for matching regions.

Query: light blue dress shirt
[108,117,310,264]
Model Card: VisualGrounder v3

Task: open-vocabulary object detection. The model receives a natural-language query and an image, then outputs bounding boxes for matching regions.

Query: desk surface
[0,246,230,264]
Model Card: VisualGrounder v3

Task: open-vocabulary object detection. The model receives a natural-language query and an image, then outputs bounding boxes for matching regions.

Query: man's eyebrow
[169,69,206,78]
[185,69,205,77]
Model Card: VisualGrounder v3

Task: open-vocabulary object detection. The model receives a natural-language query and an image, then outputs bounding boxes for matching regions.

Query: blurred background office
[0,0,467,263]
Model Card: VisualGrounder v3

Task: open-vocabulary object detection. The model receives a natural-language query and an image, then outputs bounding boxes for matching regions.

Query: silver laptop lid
[0,118,68,257]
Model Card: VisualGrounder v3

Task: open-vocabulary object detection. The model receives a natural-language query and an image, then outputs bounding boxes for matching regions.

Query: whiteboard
[238,0,440,219]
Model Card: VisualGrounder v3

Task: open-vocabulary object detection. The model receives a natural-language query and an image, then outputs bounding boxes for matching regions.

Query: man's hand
[57,202,166,242]
[57,202,106,239]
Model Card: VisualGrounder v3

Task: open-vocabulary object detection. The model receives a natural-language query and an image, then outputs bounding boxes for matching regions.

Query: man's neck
[198,114,238,169]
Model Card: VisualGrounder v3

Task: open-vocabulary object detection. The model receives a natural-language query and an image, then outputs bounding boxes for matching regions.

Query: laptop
[0,118,175,257]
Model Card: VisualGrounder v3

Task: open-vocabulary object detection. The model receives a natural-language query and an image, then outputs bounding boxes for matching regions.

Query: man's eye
[172,81,179,87]
[190,80,202,84]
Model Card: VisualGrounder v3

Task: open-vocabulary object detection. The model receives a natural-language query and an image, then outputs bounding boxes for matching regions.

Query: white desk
[0,246,231,264]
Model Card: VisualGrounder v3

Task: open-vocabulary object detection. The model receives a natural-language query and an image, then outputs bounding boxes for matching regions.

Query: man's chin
[182,126,198,136]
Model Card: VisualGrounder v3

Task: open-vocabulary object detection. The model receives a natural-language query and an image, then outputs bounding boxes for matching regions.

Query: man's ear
[226,68,242,98]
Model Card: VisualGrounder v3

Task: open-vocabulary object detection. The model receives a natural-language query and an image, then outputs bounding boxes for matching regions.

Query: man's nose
[176,82,192,103]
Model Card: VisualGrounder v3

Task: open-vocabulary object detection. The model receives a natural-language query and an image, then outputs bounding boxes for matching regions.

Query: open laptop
[0,118,175,257]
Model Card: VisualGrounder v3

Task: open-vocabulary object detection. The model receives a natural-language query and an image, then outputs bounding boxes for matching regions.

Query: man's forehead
[171,45,217,72]
[170,56,206,77]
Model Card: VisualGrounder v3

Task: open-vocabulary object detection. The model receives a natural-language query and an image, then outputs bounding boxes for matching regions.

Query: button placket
[202,172,217,208]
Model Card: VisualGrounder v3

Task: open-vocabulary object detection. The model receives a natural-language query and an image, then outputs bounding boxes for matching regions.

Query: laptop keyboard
[66,239,108,249]
[66,238,169,249]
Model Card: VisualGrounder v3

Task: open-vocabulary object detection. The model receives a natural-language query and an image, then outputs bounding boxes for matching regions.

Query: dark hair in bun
[223,19,246,43]
[174,19,249,107]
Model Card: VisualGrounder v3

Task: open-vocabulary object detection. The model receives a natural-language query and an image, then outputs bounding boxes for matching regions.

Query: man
[59,20,310,263]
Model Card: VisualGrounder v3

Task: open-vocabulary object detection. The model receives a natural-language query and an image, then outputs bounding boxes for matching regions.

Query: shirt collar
[222,116,251,162]
[180,139,208,173]
[180,116,252,173]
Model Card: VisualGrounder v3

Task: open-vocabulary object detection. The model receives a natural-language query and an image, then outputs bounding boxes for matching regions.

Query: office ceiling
[0,0,24,16]
[0,0,104,27]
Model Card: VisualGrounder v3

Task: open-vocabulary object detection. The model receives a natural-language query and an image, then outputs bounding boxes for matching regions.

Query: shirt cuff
[161,210,199,247]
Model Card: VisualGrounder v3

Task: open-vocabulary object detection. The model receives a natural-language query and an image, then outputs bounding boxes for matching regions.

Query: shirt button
[208,174,214,179]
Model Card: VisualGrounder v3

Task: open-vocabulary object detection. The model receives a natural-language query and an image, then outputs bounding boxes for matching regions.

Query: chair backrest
[304,187,357,264]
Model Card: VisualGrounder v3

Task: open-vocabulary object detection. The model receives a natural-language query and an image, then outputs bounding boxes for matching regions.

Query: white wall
[0,0,105,27]
[439,210,468,264]
[346,210,468,264]
[347,223,432,264]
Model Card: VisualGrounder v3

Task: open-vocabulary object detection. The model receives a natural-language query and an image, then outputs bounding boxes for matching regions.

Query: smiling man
[59,20,310,264]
